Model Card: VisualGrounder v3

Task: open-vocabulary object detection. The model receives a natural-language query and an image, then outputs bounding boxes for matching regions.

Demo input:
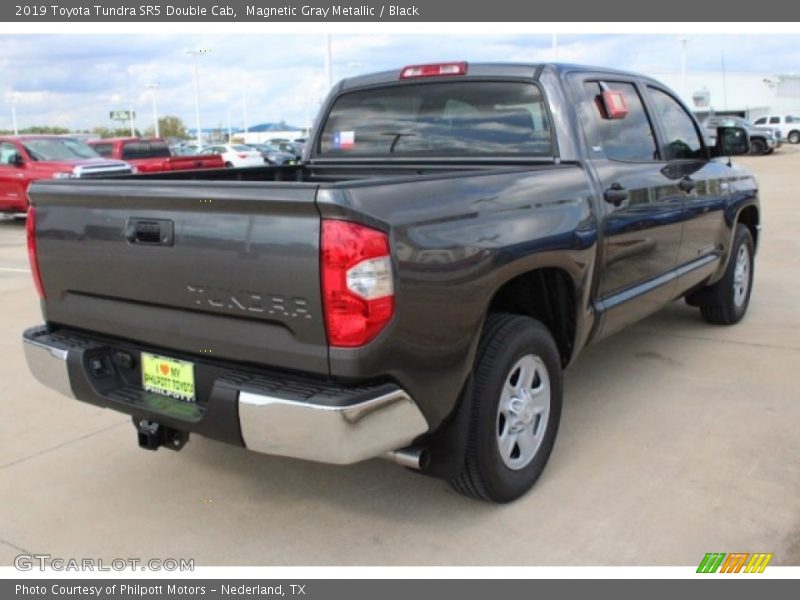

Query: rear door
[573,76,683,338]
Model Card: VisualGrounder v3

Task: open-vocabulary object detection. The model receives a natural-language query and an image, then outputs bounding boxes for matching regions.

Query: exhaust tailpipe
[382,447,429,470]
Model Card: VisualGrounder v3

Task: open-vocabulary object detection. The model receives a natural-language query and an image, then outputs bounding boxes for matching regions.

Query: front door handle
[678,176,697,193]
[604,183,629,207]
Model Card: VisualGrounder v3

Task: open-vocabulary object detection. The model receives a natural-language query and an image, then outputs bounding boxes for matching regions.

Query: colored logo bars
[697,552,773,573]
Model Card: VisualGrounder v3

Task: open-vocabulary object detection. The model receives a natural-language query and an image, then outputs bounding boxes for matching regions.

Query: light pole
[679,37,688,101]
[241,81,248,140]
[227,107,232,143]
[186,48,209,147]
[4,94,18,135]
[146,83,160,137]
[324,34,333,93]
[128,97,135,136]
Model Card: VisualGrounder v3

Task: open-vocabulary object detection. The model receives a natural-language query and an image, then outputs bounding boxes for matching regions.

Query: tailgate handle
[125,218,174,246]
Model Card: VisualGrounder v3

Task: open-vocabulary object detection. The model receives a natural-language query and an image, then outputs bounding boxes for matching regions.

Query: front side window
[754,117,767,125]
[91,143,113,158]
[582,81,658,162]
[648,87,705,160]
[0,142,20,165]
[319,81,553,157]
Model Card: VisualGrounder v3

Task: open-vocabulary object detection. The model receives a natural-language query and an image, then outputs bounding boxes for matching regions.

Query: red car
[0,135,133,214]
[88,137,224,173]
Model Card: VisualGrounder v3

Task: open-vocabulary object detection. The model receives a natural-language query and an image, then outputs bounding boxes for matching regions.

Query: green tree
[157,116,188,140]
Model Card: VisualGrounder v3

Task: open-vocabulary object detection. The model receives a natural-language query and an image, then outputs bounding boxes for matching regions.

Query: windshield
[24,138,100,161]
[319,81,553,158]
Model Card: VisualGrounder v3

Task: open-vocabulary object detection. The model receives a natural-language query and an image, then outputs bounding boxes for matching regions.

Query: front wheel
[450,314,563,503]
[788,130,800,144]
[690,224,755,325]
[749,138,767,155]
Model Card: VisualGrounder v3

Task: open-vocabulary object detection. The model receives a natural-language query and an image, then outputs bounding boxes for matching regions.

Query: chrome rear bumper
[23,326,428,465]
[239,389,428,464]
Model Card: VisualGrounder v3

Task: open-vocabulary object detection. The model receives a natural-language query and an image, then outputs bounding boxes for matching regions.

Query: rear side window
[91,143,113,158]
[648,87,705,160]
[121,142,149,160]
[582,81,658,162]
[318,81,553,157]
[149,142,172,158]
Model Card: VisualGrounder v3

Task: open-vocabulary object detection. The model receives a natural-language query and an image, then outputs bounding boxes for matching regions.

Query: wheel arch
[736,203,760,252]
[485,267,578,367]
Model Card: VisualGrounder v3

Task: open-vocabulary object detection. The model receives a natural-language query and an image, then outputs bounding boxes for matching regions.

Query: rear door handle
[678,176,697,193]
[603,183,629,206]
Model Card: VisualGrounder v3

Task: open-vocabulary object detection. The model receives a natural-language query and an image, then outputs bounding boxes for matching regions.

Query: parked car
[702,116,779,155]
[247,143,297,165]
[753,115,800,144]
[23,62,758,503]
[272,141,304,160]
[88,138,224,172]
[199,143,264,168]
[0,135,132,214]
[172,143,204,156]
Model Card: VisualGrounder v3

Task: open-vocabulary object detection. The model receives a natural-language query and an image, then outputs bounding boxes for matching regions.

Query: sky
[1,33,799,133]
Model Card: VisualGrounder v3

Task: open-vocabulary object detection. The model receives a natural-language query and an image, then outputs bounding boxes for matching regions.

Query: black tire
[749,138,767,155]
[788,130,800,144]
[692,224,755,325]
[224,161,233,168]
[450,314,563,503]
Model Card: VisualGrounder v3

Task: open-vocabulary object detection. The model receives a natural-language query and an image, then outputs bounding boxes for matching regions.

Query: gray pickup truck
[23,63,759,502]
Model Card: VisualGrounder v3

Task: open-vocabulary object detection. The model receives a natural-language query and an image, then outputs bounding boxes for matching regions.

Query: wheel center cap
[509,391,535,431]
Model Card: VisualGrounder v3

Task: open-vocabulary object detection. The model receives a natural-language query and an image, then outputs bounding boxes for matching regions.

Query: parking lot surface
[1,150,798,567]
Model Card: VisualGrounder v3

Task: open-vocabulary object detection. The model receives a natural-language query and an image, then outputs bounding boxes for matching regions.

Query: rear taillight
[26,206,45,299]
[400,62,468,79]
[321,220,394,347]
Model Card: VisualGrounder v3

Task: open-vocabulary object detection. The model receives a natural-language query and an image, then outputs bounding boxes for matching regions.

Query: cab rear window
[318,81,553,157]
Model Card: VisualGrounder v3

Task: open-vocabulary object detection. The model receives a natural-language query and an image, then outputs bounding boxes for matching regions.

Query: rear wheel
[749,138,767,155]
[788,130,800,144]
[450,314,562,503]
[691,224,755,325]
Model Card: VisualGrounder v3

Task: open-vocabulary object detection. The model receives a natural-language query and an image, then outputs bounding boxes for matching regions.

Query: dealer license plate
[141,353,196,402]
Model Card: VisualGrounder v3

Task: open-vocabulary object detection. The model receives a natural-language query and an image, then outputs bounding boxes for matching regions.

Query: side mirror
[10,152,24,167]
[714,126,750,157]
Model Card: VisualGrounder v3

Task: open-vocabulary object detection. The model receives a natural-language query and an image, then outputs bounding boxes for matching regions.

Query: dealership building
[648,70,800,120]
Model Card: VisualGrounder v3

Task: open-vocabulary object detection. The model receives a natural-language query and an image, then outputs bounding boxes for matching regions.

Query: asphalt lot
[1,150,798,567]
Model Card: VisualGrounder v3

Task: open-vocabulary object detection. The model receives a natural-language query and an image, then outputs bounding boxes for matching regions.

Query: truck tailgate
[29,180,328,374]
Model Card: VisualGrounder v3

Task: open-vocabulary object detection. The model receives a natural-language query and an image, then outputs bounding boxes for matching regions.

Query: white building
[648,70,800,120]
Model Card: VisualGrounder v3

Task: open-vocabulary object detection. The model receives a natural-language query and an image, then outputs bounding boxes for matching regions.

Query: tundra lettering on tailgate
[187,284,312,319]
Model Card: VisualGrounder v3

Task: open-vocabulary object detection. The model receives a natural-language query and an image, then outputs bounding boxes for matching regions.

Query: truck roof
[336,62,663,92]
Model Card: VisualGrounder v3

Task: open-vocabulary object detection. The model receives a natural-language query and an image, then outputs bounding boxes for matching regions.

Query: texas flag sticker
[333,131,355,148]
